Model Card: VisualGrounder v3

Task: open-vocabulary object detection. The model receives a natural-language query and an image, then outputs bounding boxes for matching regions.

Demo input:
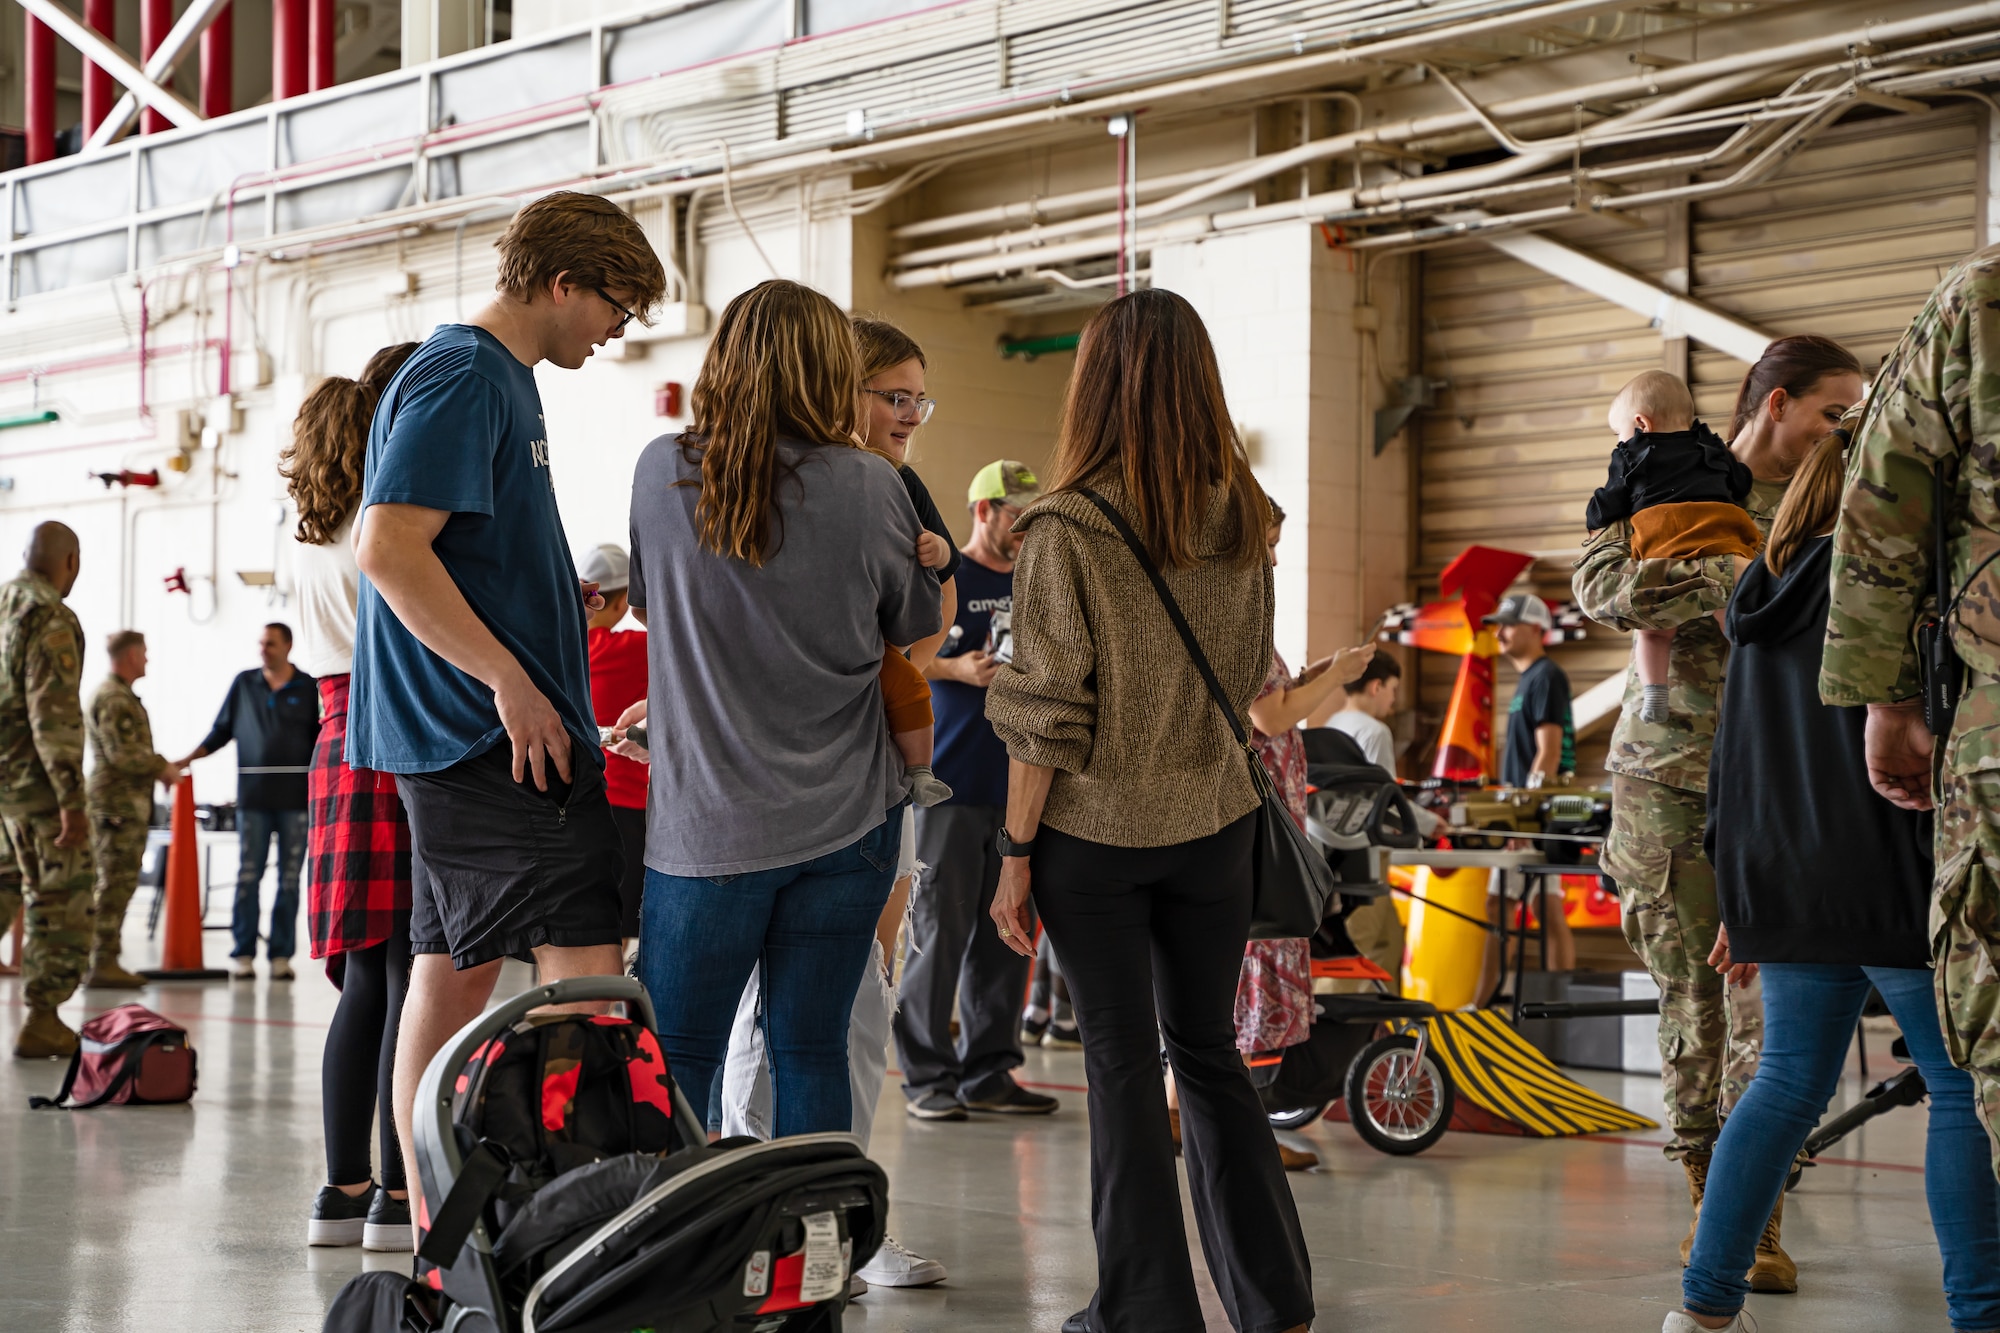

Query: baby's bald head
[1609,370,1696,440]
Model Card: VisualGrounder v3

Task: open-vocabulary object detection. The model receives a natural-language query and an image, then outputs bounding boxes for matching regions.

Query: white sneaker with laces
[856,1236,947,1288]
[1663,1311,1753,1333]
[231,957,256,980]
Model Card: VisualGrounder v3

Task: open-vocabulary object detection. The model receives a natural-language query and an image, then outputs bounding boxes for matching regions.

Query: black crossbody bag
[1080,489,1339,940]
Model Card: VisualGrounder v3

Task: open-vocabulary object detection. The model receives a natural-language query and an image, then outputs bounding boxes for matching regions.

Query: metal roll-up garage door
[1414,105,1983,782]
[1415,212,1666,781]
[1688,106,1981,424]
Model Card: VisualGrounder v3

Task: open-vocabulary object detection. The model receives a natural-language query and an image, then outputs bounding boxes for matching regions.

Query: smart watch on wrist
[996,827,1035,859]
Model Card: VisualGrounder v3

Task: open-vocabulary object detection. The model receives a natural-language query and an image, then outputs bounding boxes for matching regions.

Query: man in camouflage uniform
[1574,462,1791,1277]
[0,521,95,1059]
[84,629,179,988]
[1822,243,2000,1177]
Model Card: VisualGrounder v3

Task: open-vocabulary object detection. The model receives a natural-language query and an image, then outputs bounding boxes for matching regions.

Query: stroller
[325,976,887,1333]
[1249,729,1457,1156]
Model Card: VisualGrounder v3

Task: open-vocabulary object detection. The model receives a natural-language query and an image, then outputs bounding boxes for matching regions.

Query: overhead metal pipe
[875,1,2000,269]
[23,13,54,165]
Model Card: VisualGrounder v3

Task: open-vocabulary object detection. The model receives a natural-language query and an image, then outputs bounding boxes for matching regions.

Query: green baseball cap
[968,460,1042,507]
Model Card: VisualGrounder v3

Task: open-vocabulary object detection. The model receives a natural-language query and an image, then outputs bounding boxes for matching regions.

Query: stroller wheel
[1345,1033,1454,1156]
[1266,1102,1330,1132]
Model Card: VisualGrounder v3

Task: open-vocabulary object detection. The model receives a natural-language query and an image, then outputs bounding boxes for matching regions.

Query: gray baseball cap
[578,543,629,594]
[1482,593,1552,630]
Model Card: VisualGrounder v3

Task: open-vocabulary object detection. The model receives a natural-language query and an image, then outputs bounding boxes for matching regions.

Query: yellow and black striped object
[1410,1009,1659,1137]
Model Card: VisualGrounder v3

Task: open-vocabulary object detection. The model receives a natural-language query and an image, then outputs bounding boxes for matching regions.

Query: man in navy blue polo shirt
[179,622,318,980]
[894,461,1060,1120]
[348,191,665,1205]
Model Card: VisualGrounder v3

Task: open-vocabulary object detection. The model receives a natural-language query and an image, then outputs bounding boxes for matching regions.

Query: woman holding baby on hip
[1573,335,1864,1287]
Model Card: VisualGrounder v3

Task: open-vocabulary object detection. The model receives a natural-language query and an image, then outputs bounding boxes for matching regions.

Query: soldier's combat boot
[85,952,146,989]
[1678,1150,1710,1267]
[1747,1190,1797,1293]
[14,1008,78,1060]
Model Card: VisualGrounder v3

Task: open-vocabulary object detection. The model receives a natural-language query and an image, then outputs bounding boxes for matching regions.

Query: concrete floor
[0,912,1958,1332]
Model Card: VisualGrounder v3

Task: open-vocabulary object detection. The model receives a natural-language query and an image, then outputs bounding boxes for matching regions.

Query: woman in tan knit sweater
[986,288,1313,1333]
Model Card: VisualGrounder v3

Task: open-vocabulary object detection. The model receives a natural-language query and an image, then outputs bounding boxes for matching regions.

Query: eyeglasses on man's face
[593,287,638,334]
[862,388,937,425]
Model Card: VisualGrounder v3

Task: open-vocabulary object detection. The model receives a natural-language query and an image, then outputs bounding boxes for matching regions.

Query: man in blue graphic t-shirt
[893,461,1061,1120]
[349,191,665,1216]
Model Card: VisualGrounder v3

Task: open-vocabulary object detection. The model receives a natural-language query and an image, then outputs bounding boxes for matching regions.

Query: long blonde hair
[679,280,861,565]
[281,343,418,545]
[1763,426,1849,576]
[1046,289,1265,568]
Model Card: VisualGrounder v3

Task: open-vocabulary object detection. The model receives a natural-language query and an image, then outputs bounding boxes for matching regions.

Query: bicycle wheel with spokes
[1344,1033,1454,1156]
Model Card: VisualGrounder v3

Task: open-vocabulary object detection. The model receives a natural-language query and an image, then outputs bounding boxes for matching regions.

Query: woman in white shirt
[281,342,419,1254]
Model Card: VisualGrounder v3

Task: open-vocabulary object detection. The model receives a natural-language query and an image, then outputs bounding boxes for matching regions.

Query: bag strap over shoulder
[1078,488,1253,751]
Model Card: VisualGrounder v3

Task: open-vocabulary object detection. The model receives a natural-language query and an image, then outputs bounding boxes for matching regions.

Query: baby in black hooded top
[1586,370,1759,724]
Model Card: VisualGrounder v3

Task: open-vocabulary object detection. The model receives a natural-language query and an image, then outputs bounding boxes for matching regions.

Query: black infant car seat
[324,977,887,1333]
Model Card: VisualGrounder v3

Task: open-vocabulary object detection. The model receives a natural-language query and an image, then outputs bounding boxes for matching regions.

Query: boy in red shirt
[582,543,648,954]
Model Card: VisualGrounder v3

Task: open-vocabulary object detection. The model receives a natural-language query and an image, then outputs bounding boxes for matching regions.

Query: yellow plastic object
[1386,864,1418,926]
[1400,865,1490,1010]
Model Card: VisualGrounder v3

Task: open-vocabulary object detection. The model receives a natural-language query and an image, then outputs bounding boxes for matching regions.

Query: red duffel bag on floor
[28,1003,197,1109]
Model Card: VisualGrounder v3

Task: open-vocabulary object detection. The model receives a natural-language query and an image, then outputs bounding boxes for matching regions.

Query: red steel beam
[272,0,307,102]
[24,14,54,164]
[140,0,173,134]
[200,2,232,119]
[82,0,116,137]
[308,0,335,92]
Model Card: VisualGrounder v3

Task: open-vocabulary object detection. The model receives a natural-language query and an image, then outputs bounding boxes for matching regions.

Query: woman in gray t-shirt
[625,279,940,1138]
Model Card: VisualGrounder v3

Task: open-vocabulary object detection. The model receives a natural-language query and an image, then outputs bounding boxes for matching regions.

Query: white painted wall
[1152,225,1411,703]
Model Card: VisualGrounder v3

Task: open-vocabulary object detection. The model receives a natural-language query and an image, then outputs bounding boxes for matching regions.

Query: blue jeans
[1685,963,2000,1332]
[638,807,903,1139]
[230,808,307,960]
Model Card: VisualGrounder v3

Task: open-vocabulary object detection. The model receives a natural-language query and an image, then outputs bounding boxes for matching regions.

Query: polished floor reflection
[0,920,1956,1332]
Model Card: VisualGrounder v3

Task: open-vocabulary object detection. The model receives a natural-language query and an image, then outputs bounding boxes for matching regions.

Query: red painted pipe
[200,3,232,119]
[24,14,54,164]
[140,0,173,135]
[83,0,116,138]
[273,0,307,101]
[308,0,335,92]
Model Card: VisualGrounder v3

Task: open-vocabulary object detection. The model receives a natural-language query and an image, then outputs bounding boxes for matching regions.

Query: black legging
[322,931,412,1190]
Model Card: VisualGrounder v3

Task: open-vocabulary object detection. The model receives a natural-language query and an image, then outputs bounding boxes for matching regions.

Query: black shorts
[609,802,646,939]
[395,746,625,969]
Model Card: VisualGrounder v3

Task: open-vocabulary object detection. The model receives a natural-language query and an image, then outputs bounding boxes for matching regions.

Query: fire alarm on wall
[655,382,683,417]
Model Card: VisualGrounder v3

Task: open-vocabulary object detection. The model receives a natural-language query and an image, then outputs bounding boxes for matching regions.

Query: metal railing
[0,0,1668,301]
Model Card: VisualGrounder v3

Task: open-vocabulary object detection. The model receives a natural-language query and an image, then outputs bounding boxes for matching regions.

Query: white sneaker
[847,1274,869,1300]
[856,1236,947,1288]
[269,958,295,981]
[1663,1312,1753,1332]
[231,957,256,980]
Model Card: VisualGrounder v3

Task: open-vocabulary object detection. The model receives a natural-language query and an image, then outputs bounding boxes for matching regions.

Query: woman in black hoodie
[1670,430,2000,1333]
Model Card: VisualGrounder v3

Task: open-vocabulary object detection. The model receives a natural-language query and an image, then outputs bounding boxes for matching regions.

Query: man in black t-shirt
[1489,593,1576,788]
[1476,593,1578,1000]
[893,461,1061,1120]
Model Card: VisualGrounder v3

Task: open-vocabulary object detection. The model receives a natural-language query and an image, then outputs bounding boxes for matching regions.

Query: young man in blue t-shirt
[349,191,665,1220]
[893,461,1061,1120]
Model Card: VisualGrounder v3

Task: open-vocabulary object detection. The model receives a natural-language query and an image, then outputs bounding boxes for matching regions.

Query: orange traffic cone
[140,776,226,980]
